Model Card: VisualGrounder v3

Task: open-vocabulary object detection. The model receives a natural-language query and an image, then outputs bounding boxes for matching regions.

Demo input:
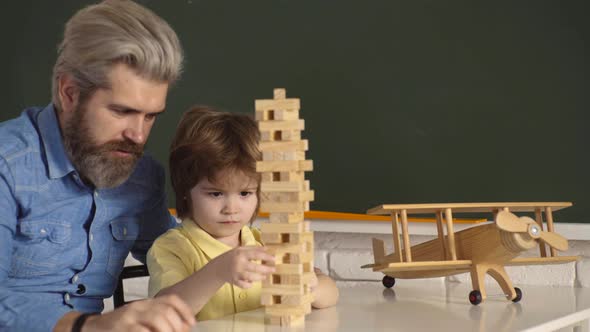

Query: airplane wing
[362,260,473,272]
[506,256,579,266]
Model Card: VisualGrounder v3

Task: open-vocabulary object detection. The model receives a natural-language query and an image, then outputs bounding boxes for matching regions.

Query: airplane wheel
[382,276,396,288]
[469,290,482,305]
[512,287,522,303]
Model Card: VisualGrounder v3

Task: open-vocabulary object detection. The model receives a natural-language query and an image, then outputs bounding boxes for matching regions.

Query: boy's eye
[240,191,254,197]
[208,192,222,197]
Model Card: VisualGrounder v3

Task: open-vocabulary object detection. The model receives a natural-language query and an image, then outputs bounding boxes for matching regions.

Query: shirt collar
[37,103,76,179]
[181,218,260,259]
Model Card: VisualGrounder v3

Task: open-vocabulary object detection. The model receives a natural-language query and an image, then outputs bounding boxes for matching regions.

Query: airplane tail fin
[372,238,386,264]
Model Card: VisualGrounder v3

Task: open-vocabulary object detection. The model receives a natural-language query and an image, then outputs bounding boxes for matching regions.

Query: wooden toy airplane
[361,202,579,305]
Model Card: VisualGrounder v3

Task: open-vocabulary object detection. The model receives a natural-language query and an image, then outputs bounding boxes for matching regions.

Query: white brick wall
[104,230,590,313]
[314,232,590,288]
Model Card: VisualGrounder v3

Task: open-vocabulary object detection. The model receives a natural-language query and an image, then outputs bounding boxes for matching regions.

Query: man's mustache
[97,139,144,157]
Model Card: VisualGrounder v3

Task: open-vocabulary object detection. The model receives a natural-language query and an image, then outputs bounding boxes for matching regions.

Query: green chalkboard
[1,1,589,222]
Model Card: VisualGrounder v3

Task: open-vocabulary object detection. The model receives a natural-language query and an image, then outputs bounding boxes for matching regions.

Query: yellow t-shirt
[147,219,263,321]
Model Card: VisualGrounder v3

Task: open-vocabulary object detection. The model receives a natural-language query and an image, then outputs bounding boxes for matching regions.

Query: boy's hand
[215,246,276,289]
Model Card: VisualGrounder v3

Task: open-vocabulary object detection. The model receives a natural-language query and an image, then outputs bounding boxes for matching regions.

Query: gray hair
[52,0,184,110]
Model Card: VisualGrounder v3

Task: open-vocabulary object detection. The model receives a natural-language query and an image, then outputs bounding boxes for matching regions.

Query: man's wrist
[72,312,99,332]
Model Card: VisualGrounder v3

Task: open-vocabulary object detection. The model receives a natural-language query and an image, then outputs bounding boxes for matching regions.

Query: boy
[147,106,338,321]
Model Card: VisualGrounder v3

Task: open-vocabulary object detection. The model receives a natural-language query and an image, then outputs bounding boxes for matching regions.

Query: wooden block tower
[255,88,315,326]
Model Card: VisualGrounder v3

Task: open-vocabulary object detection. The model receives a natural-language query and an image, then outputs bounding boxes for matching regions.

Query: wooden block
[259,140,308,152]
[269,212,304,223]
[267,301,312,315]
[264,316,282,325]
[289,314,306,326]
[281,292,314,306]
[287,252,314,264]
[256,160,313,173]
[262,275,272,287]
[260,284,303,296]
[260,232,283,244]
[260,129,302,142]
[260,222,309,234]
[274,109,300,121]
[260,191,314,205]
[262,150,306,162]
[261,173,273,182]
[284,232,313,248]
[260,201,307,213]
[264,242,307,256]
[266,305,308,317]
[265,314,305,327]
[271,252,285,264]
[262,231,305,245]
[277,172,305,183]
[290,231,313,248]
[259,119,304,132]
[255,110,275,122]
[302,261,313,273]
[255,99,300,112]
[255,109,300,122]
[281,130,301,141]
[274,88,286,99]
[285,315,305,326]
[274,263,303,275]
[260,130,272,142]
[261,293,273,305]
[261,181,306,192]
[280,272,315,285]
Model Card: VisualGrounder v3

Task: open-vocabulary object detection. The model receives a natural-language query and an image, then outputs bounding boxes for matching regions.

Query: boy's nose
[222,198,239,214]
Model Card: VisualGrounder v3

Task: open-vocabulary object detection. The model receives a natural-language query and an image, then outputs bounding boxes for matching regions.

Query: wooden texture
[367,202,572,215]
[257,89,314,326]
[364,202,578,304]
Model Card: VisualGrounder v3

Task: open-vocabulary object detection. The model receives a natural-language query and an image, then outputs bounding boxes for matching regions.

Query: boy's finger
[240,271,267,283]
[244,248,276,262]
[248,261,275,275]
[236,280,253,289]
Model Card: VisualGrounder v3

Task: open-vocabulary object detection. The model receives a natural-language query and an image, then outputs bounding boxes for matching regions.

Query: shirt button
[76,284,87,295]
[40,229,47,234]
[239,292,247,300]
[64,293,71,304]
[123,227,127,236]
[72,274,79,283]
[89,233,94,242]
[94,191,99,198]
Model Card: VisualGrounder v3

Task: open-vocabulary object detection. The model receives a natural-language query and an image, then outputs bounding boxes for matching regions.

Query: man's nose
[123,118,145,144]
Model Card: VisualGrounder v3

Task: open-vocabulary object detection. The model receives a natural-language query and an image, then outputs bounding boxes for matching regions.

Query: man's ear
[57,74,80,113]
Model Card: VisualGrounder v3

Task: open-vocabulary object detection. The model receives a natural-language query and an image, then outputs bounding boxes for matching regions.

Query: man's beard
[62,104,144,189]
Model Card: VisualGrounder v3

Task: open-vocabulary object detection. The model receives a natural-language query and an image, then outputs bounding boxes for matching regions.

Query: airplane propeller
[495,210,568,251]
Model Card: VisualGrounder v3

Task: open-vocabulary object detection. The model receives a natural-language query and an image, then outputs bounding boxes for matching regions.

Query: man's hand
[85,294,195,332]
[214,246,276,289]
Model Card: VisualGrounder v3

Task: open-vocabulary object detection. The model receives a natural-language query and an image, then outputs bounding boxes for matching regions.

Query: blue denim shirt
[0,104,177,332]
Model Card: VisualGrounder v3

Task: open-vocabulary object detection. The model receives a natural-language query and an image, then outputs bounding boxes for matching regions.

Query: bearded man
[0,1,195,332]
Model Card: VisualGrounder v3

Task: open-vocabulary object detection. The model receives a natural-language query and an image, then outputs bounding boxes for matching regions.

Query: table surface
[191,280,590,332]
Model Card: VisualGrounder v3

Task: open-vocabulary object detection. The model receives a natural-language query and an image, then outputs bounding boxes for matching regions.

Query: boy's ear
[57,74,80,113]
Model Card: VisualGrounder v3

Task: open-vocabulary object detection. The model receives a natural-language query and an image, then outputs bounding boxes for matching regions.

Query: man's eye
[145,114,157,121]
